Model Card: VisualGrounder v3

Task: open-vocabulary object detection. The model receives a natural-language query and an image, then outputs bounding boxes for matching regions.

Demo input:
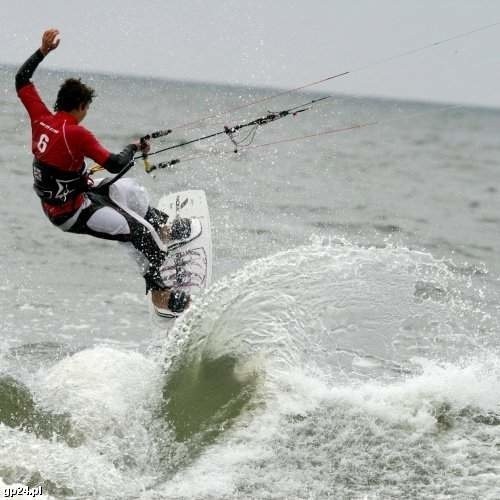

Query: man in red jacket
[16,28,199,314]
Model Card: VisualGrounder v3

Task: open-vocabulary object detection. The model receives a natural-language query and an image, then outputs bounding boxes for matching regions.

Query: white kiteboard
[151,189,212,319]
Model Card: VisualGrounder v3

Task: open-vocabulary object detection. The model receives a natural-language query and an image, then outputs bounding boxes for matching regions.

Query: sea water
[0,65,500,499]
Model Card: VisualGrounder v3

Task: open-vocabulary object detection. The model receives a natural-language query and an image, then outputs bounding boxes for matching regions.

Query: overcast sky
[2,0,500,108]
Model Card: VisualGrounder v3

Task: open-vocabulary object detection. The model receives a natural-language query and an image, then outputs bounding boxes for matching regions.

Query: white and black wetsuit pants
[57,177,168,292]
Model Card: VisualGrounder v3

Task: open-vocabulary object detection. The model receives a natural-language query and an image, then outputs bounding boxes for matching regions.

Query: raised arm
[15,29,60,91]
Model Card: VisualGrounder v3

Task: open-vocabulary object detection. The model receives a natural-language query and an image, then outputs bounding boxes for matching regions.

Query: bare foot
[151,289,192,312]
[151,289,172,309]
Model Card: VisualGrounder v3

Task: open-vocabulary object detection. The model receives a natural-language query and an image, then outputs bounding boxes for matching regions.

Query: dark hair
[54,78,96,112]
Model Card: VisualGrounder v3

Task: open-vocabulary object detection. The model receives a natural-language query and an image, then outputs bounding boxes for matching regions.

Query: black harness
[32,159,90,205]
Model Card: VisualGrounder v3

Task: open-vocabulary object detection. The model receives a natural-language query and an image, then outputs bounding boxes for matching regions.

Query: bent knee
[109,178,149,216]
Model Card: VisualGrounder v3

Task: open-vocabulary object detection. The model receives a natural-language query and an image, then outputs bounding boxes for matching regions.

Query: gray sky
[2,0,500,108]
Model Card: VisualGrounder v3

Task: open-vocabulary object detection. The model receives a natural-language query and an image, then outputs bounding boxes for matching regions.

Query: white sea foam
[0,346,164,498]
[152,355,500,500]
[2,241,499,499]
[146,241,500,499]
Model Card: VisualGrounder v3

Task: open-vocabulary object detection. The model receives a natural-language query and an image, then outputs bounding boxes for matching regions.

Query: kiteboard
[150,189,212,319]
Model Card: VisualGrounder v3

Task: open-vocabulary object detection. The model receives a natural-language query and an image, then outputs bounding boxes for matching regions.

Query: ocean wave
[1,239,499,498]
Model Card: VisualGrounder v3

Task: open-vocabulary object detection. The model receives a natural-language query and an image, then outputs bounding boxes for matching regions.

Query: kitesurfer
[16,28,195,313]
